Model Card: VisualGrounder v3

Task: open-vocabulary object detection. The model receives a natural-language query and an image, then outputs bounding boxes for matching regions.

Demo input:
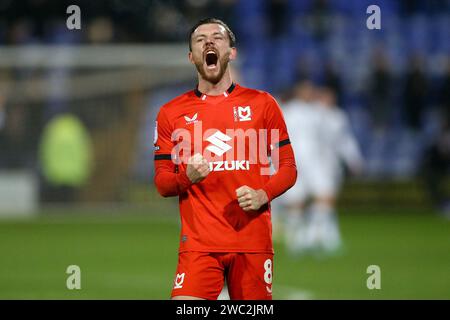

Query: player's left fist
[235,185,269,212]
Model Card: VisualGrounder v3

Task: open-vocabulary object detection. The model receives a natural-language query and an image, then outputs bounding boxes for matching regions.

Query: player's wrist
[256,189,269,206]
[185,168,195,183]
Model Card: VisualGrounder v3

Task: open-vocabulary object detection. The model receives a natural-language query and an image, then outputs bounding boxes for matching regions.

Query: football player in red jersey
[153,18,297,300]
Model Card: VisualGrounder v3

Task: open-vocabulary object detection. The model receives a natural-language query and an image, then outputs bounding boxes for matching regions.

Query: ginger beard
[193,48,231,85]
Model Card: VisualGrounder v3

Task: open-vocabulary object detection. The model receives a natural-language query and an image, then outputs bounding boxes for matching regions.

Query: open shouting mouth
[204,49,219,70]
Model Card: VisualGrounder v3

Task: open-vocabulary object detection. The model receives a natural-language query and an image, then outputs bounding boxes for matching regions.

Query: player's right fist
[186,153,210,183]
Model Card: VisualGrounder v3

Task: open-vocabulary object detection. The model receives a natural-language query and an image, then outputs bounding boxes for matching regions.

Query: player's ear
[229,47,237,62]
[188,51,195,65]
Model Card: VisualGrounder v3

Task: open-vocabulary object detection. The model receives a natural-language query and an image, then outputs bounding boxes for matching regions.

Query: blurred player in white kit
[279,81,364,255]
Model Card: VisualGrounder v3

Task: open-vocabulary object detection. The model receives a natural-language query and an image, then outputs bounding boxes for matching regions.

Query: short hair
[188,18,236,51]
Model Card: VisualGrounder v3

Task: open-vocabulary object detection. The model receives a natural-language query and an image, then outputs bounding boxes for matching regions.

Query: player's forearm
[262,145,297,201]
[262,166,297,201]
[154,162,192,197]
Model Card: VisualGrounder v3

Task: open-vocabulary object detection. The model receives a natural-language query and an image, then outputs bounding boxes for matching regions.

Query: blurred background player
[278,81,363,256]
[276,80,322,254]
[313,86,364,252]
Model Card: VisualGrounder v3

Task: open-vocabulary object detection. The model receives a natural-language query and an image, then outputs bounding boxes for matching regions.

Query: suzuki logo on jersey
[209,160,250,172]
[234,106,252,122]
[173,273,185,289]
[184,113,198,125]
[205,130,250,172]
[205,130,232,156]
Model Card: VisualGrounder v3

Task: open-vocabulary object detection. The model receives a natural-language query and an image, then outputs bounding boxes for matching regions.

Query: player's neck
[197,71,233,96]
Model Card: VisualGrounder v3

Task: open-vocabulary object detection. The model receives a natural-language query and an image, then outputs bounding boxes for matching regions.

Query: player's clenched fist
[186,153,210,183]
[236,185,269,211]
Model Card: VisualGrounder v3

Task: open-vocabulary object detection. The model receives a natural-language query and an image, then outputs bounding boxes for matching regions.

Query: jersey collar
[194,83,236,101]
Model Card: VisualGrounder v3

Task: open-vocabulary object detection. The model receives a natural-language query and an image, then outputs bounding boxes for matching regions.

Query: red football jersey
[154,83,296,253]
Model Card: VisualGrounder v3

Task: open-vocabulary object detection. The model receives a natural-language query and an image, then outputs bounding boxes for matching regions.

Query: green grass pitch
[0,208,449,299]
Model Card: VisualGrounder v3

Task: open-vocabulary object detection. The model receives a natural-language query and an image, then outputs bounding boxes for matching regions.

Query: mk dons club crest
[233,106,252,122]
[173,273,185,289]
